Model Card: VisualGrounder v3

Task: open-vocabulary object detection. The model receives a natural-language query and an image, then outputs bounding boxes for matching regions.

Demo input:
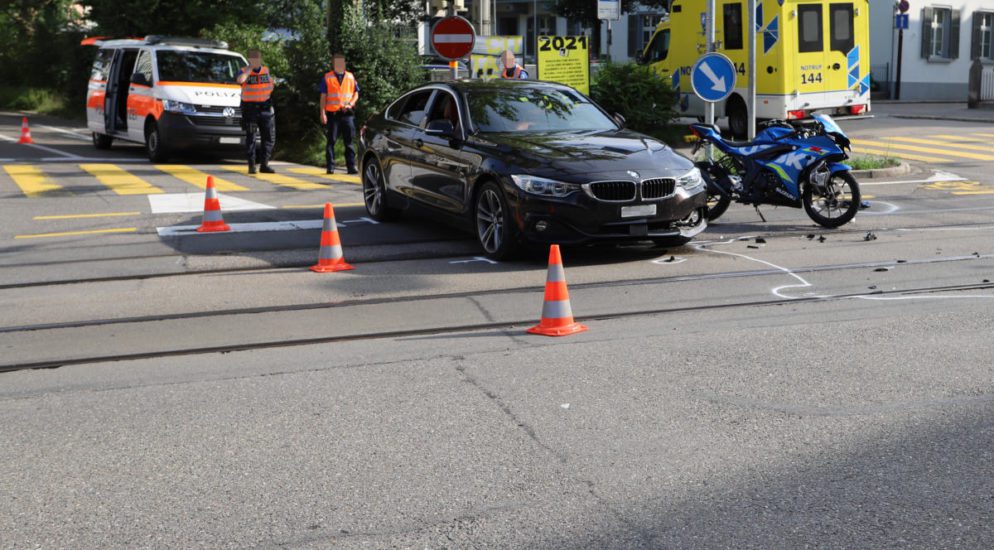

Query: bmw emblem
[627,170,640,180]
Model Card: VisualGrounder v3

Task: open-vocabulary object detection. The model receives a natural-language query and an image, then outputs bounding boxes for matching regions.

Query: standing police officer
[319,53,360,175]
[499,50,528,79]
[237,49,275,174]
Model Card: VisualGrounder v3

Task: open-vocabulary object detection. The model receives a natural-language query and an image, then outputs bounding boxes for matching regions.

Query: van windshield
[156,51,245,84]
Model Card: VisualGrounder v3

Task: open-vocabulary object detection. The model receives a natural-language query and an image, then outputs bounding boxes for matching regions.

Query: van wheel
[92,132,113,150]
[727,98,748,140]
[145,121,169,162]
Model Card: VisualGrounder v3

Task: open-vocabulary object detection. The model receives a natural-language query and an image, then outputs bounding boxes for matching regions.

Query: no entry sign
[431,16,476,60]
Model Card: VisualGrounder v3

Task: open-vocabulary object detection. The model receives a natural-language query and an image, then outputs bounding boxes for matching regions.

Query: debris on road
[755,237,767,244]
[864,231,877,241]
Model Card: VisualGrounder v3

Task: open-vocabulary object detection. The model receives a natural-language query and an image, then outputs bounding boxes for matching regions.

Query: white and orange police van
[85,36,248,161]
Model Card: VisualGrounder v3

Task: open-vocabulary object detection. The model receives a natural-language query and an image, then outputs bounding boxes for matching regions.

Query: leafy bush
[590,62,678,142]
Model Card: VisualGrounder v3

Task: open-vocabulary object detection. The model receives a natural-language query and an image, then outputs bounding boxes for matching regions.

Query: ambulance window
[646,29,670,62]
[829,4,854,53]
[723,3,743,50]
[134,51,153,84]
[90,49,114,81]
[798,5,824,53]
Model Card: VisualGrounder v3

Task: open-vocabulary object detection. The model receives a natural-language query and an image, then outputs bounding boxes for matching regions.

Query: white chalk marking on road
[341,217,380,225]
[858,170,967,187]
[0,133,83,159]
[156,219,330,237]
[858,201,901,215]
[450,257,498,265]
[693,239,823,299]
[148,193,275,214]
[651,256,687,265]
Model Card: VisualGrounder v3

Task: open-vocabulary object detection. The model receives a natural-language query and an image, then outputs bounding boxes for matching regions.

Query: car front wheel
[145,121,169,162]
[475,181,519,261]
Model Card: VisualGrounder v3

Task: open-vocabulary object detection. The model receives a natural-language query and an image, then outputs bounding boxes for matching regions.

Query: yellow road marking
[921,181,981,191]
[952,190,994,195]
[885,136,994,153]
[282,202,364,209]
[3,165,66,197]
[851,139,994,161]
[155,165,247,191]
[928,134,992,142]
[79,163,163,195]
[220,166,326,190]
[287,166,362,185]
[862,194,875,200]
[15,227,137,239]
[970,133,994,139]
[852,146,951,164]
[33,211,141,220]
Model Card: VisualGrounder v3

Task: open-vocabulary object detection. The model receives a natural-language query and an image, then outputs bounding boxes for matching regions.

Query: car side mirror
[426,119,455,138]
[613,112,626,127]
[131,73,150,86]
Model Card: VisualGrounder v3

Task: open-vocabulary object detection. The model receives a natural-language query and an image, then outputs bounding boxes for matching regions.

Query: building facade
[871,1,994,100]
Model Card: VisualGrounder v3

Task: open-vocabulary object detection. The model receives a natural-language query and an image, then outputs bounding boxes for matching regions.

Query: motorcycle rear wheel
[803,171,860,228]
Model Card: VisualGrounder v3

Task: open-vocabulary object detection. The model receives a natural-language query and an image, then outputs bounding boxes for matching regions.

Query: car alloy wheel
[476,187,504,254]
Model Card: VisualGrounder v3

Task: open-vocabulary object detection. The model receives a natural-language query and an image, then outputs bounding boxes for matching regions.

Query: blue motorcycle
[690,114,861,228]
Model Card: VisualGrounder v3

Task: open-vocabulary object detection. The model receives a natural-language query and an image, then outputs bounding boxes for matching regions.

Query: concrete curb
[891,114,994,124]
[849,160,912,179]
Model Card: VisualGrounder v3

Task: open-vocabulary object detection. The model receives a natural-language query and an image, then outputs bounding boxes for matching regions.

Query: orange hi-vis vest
[241,66,274,103]
[323,71,358,112]
[501,65,524,79]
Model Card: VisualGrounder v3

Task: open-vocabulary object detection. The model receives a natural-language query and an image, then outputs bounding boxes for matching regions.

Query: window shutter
[921,6,934,58]
[628,14,639,58]
[972,13,983,60]
[950,9,961,59]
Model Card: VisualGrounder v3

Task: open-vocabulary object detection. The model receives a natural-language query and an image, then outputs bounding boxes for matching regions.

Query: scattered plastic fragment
[817,235,826,243]
[755,237,767,244]
[864,231,877,241]
[874,267,889,272]
[561,403,570,410]
[747,245,760,249]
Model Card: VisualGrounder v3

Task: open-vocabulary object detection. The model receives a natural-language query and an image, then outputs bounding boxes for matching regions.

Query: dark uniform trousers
[326,111,356,172]
[242,102,275,167]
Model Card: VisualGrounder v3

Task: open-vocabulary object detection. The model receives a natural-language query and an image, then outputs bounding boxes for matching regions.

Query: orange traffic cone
[196,176,230,232]
[527,245,588,337]
[17,117,33,144]
[310,202,354,272]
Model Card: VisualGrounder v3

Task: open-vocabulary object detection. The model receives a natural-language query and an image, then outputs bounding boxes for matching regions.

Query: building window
[829,3,854,53]
[922,6,960,60]
[973,12,994,60]
[723,3,743,50]
[641,14,662,48]
[798,4,823,53]
[629,13,663,59]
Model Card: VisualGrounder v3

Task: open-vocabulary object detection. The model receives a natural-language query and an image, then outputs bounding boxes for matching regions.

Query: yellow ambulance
[639,0,871,137]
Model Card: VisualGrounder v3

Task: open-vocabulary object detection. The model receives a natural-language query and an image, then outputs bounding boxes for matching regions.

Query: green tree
[589,61,677,141]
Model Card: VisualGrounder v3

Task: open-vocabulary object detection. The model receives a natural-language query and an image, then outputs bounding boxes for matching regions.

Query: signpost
[431,16,477,79]
[691,53,737,103]
[894,0,909,99]
[598,0,620,61]
[537,35,591,94]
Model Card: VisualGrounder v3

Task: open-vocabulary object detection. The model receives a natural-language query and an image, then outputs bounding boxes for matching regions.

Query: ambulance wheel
[727,98,748,140]
[144,121,169,163]
[92,132,113,150]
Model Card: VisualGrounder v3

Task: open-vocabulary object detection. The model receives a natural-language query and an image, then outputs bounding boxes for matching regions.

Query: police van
[85,36,248,161]
[640,0,871,137]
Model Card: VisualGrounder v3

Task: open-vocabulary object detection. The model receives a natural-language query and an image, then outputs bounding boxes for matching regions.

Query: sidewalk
[871,101,994,124]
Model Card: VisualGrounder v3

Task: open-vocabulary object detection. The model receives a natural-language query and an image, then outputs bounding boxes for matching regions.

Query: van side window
[829,3,854,53]
[723,3,744,50]
[134,50,154,85]
[90,49,114,81]
[646,29,670,62]
[798,4,824,53]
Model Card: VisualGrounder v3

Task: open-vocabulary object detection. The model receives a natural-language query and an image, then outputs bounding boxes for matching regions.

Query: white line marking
[858,170,967,187]
[651,256,687,265]
[341,217,379,225]
[148,193,274,214]
[449,257,498,265]
[0,133,83,159]
[156,219,331,237]
[39,125,90,141]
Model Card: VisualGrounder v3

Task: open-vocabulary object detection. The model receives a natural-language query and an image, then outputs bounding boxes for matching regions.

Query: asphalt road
[2,107,994,548]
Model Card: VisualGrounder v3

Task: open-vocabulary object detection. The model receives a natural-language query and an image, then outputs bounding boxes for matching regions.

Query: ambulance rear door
[793,2,830,110]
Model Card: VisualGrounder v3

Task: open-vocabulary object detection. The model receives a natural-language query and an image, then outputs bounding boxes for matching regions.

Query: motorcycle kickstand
[754,205,767,223]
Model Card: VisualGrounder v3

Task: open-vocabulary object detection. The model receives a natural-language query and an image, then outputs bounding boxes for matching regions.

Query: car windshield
[467,87,617,133]
[156,51,244,84]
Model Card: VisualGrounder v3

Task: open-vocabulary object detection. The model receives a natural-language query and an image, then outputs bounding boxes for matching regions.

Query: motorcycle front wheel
[802,171,861,228]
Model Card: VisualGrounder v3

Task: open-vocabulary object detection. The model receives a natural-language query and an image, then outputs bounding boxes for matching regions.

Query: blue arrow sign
[691,53,736,103]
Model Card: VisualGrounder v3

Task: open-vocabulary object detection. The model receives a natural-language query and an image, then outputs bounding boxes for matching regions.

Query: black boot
[248,162,257,175]
[260,164,275,174]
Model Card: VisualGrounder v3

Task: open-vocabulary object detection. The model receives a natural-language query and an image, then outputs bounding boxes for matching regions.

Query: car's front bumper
[508,183,708,245]
[158,112,245,150]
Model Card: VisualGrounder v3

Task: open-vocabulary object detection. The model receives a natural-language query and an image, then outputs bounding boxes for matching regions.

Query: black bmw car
[357,80,707,259]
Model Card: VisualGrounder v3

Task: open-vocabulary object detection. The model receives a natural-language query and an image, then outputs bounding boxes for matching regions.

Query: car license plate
[621,204,656,218]
[219,137,241,144]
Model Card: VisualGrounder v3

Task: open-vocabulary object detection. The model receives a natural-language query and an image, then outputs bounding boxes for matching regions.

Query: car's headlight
[676,167,705,190]
[511,175,581,197]
[162,100,197,115]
